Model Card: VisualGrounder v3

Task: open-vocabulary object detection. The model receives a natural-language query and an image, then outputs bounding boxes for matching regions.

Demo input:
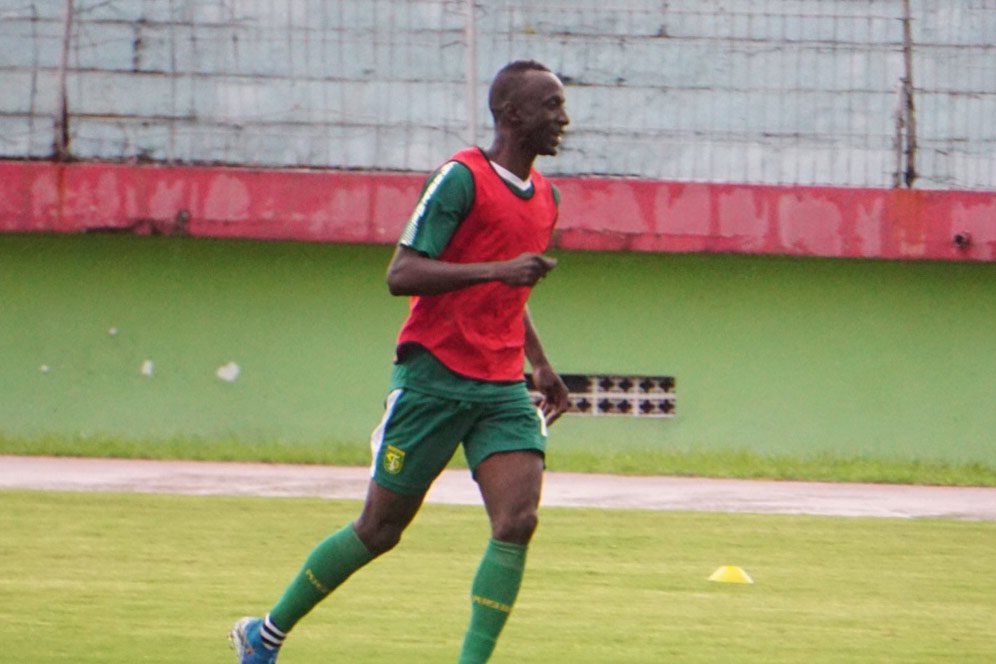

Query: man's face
[513,71,570,156]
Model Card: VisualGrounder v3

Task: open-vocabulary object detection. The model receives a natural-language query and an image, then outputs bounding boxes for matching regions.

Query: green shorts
[369,388,548,495]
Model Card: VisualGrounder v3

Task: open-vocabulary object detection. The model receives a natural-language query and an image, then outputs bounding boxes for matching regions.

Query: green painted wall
[3,234,994,466]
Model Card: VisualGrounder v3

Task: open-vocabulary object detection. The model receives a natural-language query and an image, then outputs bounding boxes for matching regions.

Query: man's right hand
[497,253,557,287]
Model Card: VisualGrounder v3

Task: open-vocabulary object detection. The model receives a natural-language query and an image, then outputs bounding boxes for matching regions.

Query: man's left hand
[532,364,570,426]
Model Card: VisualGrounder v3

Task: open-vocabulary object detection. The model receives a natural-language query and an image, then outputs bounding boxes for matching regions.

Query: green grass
[3,490,995,663]
[4,234,996,479]
[3,434,995,486]
[0,434,372,467]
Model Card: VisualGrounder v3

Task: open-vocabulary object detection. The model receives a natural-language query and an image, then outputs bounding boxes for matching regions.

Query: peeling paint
[1,160,994,262]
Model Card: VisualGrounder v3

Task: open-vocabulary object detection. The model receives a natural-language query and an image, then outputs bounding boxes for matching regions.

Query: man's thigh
[370,389,474,495]
[462,397,547,474]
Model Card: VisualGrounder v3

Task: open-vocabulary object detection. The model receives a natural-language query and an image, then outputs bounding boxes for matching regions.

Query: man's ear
[505,100,522,126]
[500,100,521,126]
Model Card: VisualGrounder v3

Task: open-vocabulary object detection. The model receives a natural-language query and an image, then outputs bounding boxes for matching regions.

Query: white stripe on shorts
[369,389,403,478]
[536,406,549,438]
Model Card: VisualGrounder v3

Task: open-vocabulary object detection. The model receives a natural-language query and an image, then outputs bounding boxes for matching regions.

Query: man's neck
[482,139,535,181]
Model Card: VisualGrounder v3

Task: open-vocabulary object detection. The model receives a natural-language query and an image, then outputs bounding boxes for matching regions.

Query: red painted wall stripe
[2,160,994,261]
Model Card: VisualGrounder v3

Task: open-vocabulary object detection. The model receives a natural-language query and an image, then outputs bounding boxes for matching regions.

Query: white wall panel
[0,0,993,189]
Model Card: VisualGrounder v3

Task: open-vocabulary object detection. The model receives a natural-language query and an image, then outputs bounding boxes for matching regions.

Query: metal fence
[1,0,994,189]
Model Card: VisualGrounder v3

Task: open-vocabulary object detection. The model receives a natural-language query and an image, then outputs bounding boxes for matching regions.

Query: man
[230,59,572,663]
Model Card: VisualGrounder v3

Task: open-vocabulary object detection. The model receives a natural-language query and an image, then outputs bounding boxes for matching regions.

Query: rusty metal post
[464,0,478,146]
[899,0,918,187]
[52,0,74,160]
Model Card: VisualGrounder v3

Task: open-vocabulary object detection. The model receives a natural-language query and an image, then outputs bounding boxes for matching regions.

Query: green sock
[458,539,528,664]
[267,524,373,633]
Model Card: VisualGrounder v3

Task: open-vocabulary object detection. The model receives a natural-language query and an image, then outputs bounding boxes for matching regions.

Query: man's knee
[353,519,405,556]
[491,507,538,544]
[353,481,425,556]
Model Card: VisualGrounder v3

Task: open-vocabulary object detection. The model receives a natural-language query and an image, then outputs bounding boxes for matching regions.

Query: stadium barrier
[2,159,994,262]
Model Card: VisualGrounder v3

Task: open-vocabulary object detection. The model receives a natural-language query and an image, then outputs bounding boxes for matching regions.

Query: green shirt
[391,158,557,403]
[390,345,529,403]
[399,159,558,257]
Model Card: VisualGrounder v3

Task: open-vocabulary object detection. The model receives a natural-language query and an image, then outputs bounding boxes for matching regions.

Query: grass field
[3,490,994,663]
[4,230,996,664]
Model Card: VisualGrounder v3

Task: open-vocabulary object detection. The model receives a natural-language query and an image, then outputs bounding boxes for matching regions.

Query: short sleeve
[398,161,475,258]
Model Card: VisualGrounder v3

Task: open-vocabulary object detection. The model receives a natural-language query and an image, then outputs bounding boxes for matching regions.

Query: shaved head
[488,60,554,124]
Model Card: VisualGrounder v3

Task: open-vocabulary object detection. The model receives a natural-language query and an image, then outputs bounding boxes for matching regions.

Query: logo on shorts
[383,445,406,475]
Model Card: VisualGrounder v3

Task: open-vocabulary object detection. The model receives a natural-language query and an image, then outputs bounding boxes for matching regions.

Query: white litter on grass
[108,327,119,337]
[216,361,241,383]
[39,364,50,374]
[141,360,154,377]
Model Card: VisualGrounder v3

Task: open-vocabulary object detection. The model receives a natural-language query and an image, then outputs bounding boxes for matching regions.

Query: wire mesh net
[1,0,993,189]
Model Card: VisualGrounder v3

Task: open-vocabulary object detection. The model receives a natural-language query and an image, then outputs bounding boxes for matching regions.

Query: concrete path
[1,455,994,520]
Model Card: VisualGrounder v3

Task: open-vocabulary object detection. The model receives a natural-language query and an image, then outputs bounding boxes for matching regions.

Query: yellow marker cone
[708,565,754,584]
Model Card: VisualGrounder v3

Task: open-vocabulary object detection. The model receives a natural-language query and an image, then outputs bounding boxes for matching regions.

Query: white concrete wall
[1,0,993,189]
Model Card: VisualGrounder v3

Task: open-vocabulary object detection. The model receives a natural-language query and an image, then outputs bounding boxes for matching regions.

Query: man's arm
[524,307,570,425]
[386,245,557,296]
